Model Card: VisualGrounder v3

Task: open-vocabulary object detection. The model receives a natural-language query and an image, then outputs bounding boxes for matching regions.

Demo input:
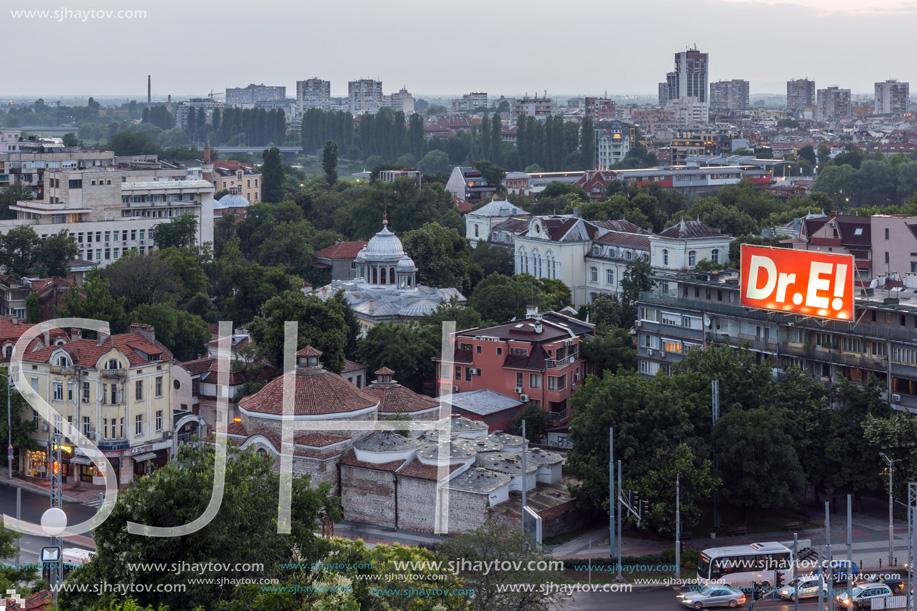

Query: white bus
[697,542,794,589]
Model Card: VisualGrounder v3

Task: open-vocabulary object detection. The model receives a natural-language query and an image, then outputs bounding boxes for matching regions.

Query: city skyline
[1,0,915,97]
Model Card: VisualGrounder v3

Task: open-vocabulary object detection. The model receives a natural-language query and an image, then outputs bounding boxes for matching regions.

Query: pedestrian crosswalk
[82,497,104,508]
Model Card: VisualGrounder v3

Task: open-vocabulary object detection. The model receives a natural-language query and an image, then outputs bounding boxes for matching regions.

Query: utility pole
[880,453,900,569]
[609,428,614,561]
[521,420,527,541]
[909,483,916,611]
[793,532,799,611]
[847,494,853,609]
[712,380,721,529]
[616,459,622,582]
[825,501,832,611]
[6,374,11,479]
[675,472,681,578]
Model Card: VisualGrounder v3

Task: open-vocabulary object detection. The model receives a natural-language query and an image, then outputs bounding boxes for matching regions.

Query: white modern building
[595,121,631,170]
[1,168,214,265]
[384,88,415,115]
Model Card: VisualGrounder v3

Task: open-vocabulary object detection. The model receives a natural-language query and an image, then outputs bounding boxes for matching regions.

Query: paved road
[562,585,847,610]
[0,481,97,526]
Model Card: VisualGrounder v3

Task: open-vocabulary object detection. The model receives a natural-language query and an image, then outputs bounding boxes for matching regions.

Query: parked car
[835,583,894,610]
[681,585,746,609]
[862,573,904,593]
[778,575,827,599]
[816,560,860,583]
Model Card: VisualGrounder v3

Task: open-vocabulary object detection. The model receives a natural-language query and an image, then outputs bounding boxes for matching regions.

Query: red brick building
[436,308,595,424]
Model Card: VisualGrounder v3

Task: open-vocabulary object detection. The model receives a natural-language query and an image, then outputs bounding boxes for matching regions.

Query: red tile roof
[364,382,439,415]
[314,241,368,260]
[397,461,462,480]
[343,359,367,374]
[238,368,378,416]
[3,590,53,611]
[297,346,322,358]
[341,452,404,472]
[23,333,173,367]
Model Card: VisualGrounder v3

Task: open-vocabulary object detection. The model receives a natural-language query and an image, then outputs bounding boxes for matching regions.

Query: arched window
[532,249,542,278]
[372,268,378,284]
[606,269,614,285]
[590,267,598,282]
[390,268,395,283]
[474,224,479,238]
[57,356,67,367]
[625,251,632,260]
[662,249,669,266]
[2,345,11,358]
[545,251,556,279]
[107,359,120,369]
[519,247,528,274]
[688,250,697,267]
[380,268,387,285]
[711,249,720,264]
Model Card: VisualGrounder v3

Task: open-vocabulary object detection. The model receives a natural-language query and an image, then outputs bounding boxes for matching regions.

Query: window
[111,384,118,404]
[155,376,163,397]
[661,312,679,326]
[103,418,108,439]
[82,416,91,436]
[67,381,73,401]
[155,410,163,432]
[590,267,598,282]
[135,380,143,401]
[107,359,119,369]
[886,228,890,240]
[662,249,669,266]
[455,366,462,379]
[497,347,502,356]
[530,374,541,389]
[886,252,890,264]
[516,372,523,388]
[662,339,683,354]
[606,269,614,285]
[82,381,90,403]
[475,346,481,354]
[711,249,719,264]
[120,417,124,438]
[53,382,63,401]
[465,367,472,382]
[688,250,697,267]
[548,374,566,391]
[474,225,479,237]
[135,414,143,436]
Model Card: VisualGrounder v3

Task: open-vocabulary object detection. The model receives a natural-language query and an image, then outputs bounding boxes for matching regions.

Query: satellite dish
[704,315,712,327]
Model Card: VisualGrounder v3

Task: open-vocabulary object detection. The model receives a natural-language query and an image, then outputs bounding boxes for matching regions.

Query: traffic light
[775,572,785,588]
[680,540,686,554]
[641,500,650,517]
[629,490,639,507]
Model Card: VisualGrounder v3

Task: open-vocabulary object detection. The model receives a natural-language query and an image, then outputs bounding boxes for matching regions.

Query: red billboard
[740,245,855,321]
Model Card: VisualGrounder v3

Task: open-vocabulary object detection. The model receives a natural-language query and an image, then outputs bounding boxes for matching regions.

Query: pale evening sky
[1,0,914,99]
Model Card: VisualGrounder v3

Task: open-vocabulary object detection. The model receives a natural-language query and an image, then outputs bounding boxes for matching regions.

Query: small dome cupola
[373,366,395,385]
[296,346,323,372]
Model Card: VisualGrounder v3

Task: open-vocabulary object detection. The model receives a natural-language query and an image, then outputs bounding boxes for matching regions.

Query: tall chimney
[147,75,151,105]
[70,328,81,342]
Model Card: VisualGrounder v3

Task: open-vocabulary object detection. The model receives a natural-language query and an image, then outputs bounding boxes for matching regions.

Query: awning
[131,452,157,462]
[69,457,91,466]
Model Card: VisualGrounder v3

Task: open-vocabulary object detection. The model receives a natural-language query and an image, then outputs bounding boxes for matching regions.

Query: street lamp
[880,452,901,568]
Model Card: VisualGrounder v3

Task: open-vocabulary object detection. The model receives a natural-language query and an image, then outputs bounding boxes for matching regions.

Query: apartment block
[511,96,557,121]
[817,87,851,121]
[225,84,286,107]
[451,92,488,112]
[296,78,332,114]
[787,79,816,114]
[875,79,909,115]
[636,272,917,414]
[348,79,384,114]
[710,80,749,111]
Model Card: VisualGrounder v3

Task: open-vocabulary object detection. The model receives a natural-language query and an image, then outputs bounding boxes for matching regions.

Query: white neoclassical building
[513,215,732,307]
[464,199,529,248]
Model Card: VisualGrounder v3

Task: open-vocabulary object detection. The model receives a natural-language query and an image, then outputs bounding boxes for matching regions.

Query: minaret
[202,136,213,185]
[147,75,151,105]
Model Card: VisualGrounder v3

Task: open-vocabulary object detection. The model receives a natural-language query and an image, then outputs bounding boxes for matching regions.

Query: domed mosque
[311,220,466,336]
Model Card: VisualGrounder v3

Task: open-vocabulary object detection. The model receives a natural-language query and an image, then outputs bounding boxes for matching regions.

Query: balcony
[549,407,568,423]
[102,369,127,379]
[544,354,578,370]
[781,343,888,371]
[49,365,74,375]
